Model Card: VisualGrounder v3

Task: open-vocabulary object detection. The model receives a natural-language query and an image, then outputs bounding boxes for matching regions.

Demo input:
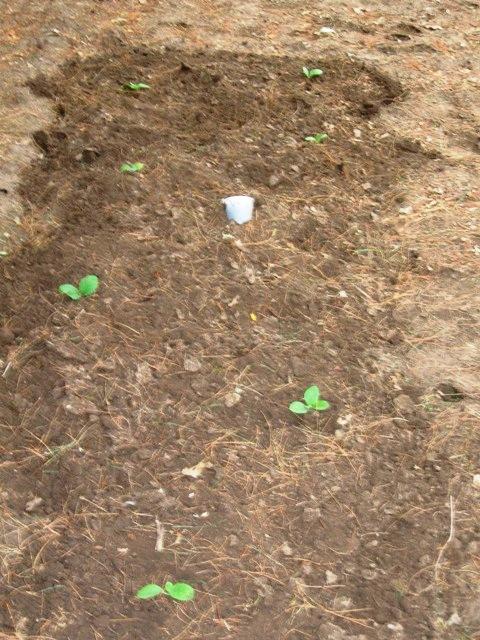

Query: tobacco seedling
[58,275,99,300]
[136,581,195,602]
[121,162,144,173]
[289,385,330,414]
[123,82,151,91]
[305,133,328,144]
[303,67,323,79]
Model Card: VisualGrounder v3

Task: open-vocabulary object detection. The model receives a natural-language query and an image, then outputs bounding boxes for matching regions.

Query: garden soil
[0,3,479,640]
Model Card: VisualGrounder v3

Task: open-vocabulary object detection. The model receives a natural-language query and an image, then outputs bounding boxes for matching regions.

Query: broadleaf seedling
[303,67,324,79]
[289,385,330,414]
[123,82,151,91]
[136,581,195,602]
[121,162,144,174]
[58,275,99,300]
[305,133,328,144]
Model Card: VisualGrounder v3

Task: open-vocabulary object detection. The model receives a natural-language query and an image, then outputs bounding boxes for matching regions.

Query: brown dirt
[1,3,479,640]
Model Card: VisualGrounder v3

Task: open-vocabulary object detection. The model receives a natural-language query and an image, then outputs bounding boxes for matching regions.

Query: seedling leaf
[59,284,81,300]
[136,583,164,600]
[123,82,151,91]
[305,133,328,144]
[78,275,99,297]
[164,581,195,602]
[121,162,144,173]
[315,399,331,411]
[304,385,320,407]
[289,401,309,414]
[303,67,324,79]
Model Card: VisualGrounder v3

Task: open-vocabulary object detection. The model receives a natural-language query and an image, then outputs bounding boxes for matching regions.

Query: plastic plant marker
[289,401,309,415]
[78,275,99,297]
[315,399,331,411]
[59,284,82,300]
[136,584,164,600]
[123,82,150,91]
[163,581,195,602]
[304,385,320,407]
[121,162,144,173]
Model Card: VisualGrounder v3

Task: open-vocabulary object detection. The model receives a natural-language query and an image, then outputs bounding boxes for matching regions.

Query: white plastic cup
[222,195,254,225]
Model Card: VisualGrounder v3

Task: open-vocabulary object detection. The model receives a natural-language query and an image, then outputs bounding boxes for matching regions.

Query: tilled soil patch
[0,44,462,640]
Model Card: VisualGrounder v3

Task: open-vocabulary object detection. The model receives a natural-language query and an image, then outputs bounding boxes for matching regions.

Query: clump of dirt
[1,44,456,640]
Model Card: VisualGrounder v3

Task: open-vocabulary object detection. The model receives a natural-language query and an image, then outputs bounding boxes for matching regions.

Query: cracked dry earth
[0,1,479,640]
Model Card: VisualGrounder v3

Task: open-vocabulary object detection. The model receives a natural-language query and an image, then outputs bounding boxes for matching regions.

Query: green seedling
[136,581,195,602]
[289,385,330,414]
[58,275,99,300]
[123,82,151,91]
[305,133,328,144]
[303,67,324,79]
[121,161,144,173]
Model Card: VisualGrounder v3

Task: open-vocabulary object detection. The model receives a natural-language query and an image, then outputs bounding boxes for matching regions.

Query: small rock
[387,622,404,632]
[318,26,336,34]
[225,392,241,408]
[398,205,413,215]
[436,382,464,402]
[228,534,239,547]
[136,362,153,384]
[63,397,99,416]
[25,496,43,512]
[467,540,479,554]
[136,449,152,460]
[303,507,321,522]
[268,174,281,188]
[353,128,362,138]
[181,460,213,479]
[473,474,480,489]
[52,386,64,400]
[393,394,416,415]
[316,623,347,640]
[335,596,353,610]
[245,267,256,284]
[191,378,210,397]
[79,148,100,164]
[447,612,461,626]
[253,576,274,600]
[337,414,353,427]
[361,568,378,580]
[183,356,202,372]
[280,541,293,556]
[325,570,338,584]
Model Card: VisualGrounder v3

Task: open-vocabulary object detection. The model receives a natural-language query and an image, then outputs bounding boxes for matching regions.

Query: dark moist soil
[0,44,452,640]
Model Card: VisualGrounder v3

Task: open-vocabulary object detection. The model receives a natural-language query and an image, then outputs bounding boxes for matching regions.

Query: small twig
[155,517,165,552]
[434,495,455,583]
[2,361,12,378]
